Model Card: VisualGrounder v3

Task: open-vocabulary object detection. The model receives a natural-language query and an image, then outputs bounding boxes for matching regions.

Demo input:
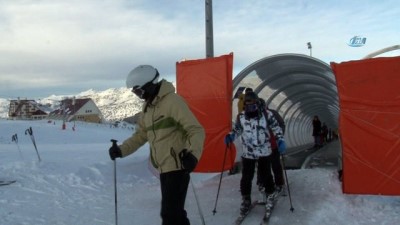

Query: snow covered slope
[0,119,399,225]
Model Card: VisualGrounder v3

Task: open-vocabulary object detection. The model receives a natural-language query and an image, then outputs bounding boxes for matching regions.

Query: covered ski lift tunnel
[232,53,339,150]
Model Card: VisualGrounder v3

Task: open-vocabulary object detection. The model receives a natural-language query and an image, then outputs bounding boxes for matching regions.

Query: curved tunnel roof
[232,53,338,147]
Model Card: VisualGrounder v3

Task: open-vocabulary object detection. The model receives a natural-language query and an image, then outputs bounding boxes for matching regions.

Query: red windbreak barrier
[176,53,236,172]
[331,56,400,195]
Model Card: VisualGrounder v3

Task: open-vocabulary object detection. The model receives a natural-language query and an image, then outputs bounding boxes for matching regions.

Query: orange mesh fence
[176,53,236,172]
[331,56,400,195]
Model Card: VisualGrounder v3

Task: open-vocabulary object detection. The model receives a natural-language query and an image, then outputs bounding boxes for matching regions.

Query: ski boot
[240,195,251,215]
[258,185,267,204]
[265,192,275,209]
[264,191,277,220]
[276,185,286,196]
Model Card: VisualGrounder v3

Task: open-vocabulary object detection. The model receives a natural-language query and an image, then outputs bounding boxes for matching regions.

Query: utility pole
[205,0,214,58]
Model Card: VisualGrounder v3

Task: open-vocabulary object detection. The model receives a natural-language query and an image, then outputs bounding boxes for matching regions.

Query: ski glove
[224,132,235,145]
[179,149,198,173]
[109,145,122,160]
[277,139,286,154]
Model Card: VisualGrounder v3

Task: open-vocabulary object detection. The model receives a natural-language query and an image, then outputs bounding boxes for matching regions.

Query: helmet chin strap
[142,82,161,112]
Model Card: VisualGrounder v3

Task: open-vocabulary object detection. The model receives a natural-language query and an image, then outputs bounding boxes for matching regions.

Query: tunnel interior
[232,53,339,148]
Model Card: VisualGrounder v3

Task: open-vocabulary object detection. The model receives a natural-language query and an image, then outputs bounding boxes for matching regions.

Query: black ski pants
[241,156,275,197]
[270,149,285,186]
[160,170,190,225]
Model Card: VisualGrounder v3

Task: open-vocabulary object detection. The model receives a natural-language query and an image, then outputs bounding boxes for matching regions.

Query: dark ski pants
[270,149,284,186]
[241,156,275,197]
[160,170,190,225]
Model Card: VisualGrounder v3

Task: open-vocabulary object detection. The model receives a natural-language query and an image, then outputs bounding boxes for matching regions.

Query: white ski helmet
[126,65,159,89]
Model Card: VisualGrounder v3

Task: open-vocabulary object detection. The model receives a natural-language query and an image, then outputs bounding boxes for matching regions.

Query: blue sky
[0,0,399,98]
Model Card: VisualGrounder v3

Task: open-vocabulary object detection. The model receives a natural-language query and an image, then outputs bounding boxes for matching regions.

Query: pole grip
[111,139,118,146]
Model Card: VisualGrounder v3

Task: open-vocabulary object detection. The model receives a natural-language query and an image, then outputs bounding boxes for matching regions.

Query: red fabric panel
[176,53,237,172]
[331,56,400,195]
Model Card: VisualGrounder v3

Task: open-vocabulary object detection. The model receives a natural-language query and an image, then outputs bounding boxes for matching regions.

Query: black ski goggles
[244,103,258,112]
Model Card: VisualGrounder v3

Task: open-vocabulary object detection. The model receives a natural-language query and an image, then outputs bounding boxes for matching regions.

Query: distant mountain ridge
[0,87,143,122]
[0,79,281,122]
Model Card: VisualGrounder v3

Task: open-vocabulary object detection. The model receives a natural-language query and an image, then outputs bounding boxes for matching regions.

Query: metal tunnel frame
[232,53,339,148]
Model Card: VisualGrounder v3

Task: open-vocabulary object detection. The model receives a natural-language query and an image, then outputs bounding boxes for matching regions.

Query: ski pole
[110,139,119,225]
[212,143,231,215]
[25,127,41,162]
[191,179,206,225]
[281,155,294,212]
[11,134,23,159]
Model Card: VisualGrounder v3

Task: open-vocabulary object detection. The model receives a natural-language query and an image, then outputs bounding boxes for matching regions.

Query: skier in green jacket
[109,65,205,225]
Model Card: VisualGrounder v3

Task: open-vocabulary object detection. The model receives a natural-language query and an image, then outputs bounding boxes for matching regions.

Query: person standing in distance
[108,65,205,225]
[312,115,322,148]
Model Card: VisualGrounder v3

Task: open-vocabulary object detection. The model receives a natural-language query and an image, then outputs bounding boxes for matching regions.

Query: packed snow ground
[1,119,399,225]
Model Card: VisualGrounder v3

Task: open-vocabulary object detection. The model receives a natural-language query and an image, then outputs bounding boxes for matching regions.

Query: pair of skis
[234,200,259,225]
[234,190,281,225]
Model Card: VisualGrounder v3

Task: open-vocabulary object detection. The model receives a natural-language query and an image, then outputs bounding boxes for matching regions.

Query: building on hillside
[48,98,103,123]
[8,99,51,120]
